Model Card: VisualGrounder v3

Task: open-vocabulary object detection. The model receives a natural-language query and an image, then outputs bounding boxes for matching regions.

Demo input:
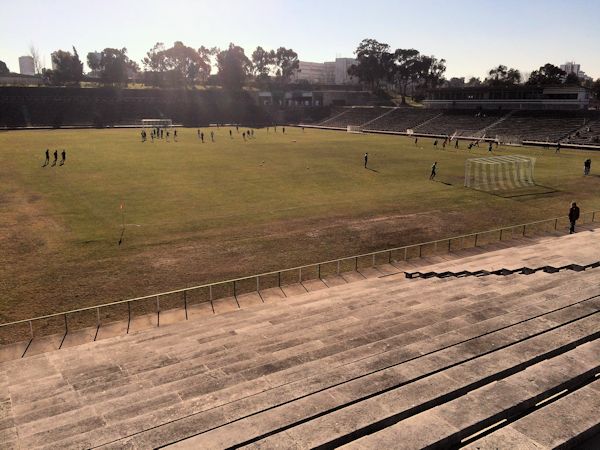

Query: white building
[18,56,35,75]
[293,58,358,85]
[560,61,593,82]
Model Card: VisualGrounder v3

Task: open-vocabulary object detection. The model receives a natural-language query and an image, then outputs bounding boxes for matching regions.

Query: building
[18,56,35,75]
[293,58,358,85]
[424,85,591,110]
[560,61,593,82]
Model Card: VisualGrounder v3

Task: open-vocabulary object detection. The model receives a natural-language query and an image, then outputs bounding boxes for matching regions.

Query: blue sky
[1,0,599,80]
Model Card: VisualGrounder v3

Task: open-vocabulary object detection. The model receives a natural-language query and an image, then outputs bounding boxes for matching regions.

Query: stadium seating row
[1,226,599,448]
[316,107,600,146]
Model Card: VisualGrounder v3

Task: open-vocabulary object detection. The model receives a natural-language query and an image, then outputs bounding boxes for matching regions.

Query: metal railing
[1,210,598,348]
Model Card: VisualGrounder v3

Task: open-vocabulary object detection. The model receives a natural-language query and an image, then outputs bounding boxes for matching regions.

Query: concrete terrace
[1,226,599,449]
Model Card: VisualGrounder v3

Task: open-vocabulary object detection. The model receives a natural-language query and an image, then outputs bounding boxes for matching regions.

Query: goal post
[142,118,173,129]
[347,125,362,133]
[465,155,536,191]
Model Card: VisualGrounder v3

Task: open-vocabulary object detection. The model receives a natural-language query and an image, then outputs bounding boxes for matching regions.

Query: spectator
[568,202,580,234]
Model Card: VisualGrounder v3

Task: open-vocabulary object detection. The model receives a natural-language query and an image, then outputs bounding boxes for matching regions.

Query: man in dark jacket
[569,202,580,234]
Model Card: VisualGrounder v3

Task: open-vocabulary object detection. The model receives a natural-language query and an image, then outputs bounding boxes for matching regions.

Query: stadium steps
[410,112,444,132]
[478,110,516,137]
[359,107,398,129]
[0,224,597,362]
[1,230,599,448]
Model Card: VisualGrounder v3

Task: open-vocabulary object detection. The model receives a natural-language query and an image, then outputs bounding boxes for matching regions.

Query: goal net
[347,125,362,133]
[465,155,535,191]
[142,118,173,128]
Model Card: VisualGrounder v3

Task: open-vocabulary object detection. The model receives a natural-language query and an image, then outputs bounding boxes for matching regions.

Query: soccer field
[1,126,599,323]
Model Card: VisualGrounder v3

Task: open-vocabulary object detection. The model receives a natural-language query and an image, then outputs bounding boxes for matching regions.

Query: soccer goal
[464,155,536,191]
[142,118,173,129]
[347,125,362,133]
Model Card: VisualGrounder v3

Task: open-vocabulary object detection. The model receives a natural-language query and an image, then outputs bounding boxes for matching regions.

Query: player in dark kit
[430,162,437,180]
[229,129,232,138]
[364,152,368,168]
[60,150,66,165]
[44,149,49,166]
[52,150,58,166]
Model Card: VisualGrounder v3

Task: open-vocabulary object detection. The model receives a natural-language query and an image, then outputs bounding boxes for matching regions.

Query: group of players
[42,149,66,167]
[141,128,178,142]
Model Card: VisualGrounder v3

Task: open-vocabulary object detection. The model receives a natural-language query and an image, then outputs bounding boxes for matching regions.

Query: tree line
[0,39,599,98]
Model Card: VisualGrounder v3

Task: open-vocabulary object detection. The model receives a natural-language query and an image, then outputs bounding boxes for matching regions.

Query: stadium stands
[485,111,588,142]
[364,107,440,133]
[414,110,505,136]
[318,107,388,128]
[565,119,600,146]
[1,225,599,449]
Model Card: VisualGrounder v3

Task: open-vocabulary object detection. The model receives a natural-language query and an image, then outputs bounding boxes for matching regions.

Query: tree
[0,60,9,74]
[216,43,252,90]
[485,65,521,86]
[527,63,566,86]
[447,77,466,87]
[197,46,218,82]
[47,47,83,84]
[593,79,600,99]
[564,72,580,85]
[86,51,102,73]
[415,55,447,89]
[29,45,44,74]
[391,48,420,103]
[273,47,299,82]
[348,39,392,89]
[467,77,482,86]
[162,41,210,86]
[143,42,167,72]
[251,46,275,80]
[95,48,138,85]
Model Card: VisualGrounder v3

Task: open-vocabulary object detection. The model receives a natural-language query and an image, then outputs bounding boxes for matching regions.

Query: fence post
[256,276,260,292]
[355,257,358,271]
[500,229,503,241]
[127,302,131,334]
[209,285,213,301]
[372,254,376,267]
[554,218,558,230]
[337,260,341,274]
[448,239,451,252]
[593,211,596,222]
[388,250,392,263]
[318,264,321,279]
[156,296,160,327]
[474,234,478,247]
[233,280,237,298]
[278,272,281,287]
[299,267,302,283]
[523,225,526,236]
[404,247,408,261]
[184,291,188,320]
[29,320,33,340]
[419,245,422,258]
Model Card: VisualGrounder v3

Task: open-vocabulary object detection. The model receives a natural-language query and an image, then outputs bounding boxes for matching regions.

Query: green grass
[1,126,600,322]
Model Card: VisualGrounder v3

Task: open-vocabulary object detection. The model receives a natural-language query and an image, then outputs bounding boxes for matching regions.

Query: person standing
[53,150,58,166]
[430,161,437,180]
[60,150,66,165]
[44,149,50,166]
[584,158,591,176]
[229,129,233,138]
[569,201,580,234]
[455,139,459,149]
[211,131,214,142]
[364,152,368,168]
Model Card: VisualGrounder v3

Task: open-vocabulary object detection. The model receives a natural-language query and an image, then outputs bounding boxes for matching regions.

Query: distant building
[293,58,358,85]
[560,61,593,82]
[18,56,35,75]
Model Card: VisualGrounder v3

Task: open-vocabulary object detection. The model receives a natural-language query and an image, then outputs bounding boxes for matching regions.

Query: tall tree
[485,65,521,86]
[48,47,83,84]
[197,46,218,82]
[29,45,44,74]
[415,55,447,89]
[163,41,210,85]
[593,78,600,99]
[527,63,566,86]
[348,39,392,89]
[216,43,252,90]
[143,42,167,72]
[251,46,275,79]
[96,48,138,85]
[0,60,9,74]
[467,77,482,86]
[564,72,580,85]
[273,47,299,82]
[390,48,420,103]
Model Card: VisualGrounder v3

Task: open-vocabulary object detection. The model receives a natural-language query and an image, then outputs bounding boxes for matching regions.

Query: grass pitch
[1,126,600,323]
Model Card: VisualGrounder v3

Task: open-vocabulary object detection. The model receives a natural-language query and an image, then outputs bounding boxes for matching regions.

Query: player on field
[211,131,215,142]
[556,142,561,153]
[60,150,66,165]
[364,152,368,168]
[201,132,204,143]
[433,140,438,148]
[455,139,459,149]
[230,129,233,138]
[52,150,58,166]
[430,162,437,180]
[44,149,49,166]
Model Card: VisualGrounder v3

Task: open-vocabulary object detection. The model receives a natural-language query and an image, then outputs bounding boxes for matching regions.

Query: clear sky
[1,0,599,80]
